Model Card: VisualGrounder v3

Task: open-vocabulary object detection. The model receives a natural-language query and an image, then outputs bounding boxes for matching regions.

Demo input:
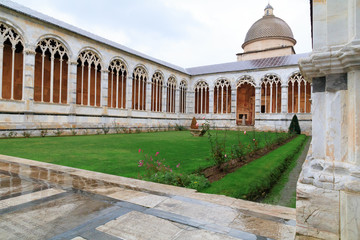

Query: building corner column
[23,46,36,110]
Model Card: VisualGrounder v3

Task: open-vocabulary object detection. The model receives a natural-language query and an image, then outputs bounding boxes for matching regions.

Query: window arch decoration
[179,80,187,113]
[166,76,176,113]
[214,78,231,114]
[236,75,255,88]
[194,80,209,114]
[34,38,69,103]
[76,50,102,106]
[132,66,147,110]
[0,22,24,100]
[288,72,311,113]
[151,71,164,112]
[261,74,281,113]
[108,59,127,109]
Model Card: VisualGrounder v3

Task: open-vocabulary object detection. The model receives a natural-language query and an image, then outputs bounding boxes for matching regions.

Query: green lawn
[0,130,283,178]
[201,135,308,200]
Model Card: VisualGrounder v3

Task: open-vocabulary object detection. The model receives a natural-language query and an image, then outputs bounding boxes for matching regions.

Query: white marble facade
[0,1,311,137]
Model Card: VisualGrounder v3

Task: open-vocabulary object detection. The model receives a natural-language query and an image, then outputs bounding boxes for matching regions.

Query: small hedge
[201,135,307,201]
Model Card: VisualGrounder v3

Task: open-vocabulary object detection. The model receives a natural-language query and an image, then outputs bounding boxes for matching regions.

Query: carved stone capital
[299,39,360,80]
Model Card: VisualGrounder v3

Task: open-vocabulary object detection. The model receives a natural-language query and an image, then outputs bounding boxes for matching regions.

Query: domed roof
[242,5,296,48]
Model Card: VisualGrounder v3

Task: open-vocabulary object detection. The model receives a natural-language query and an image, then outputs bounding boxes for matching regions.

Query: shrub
[53,129,63,137]
[289,114,301,134]
[175,124,186,131]
[22,131,31,138]
[40,129,48,137]
[202,135,307,201]
[71,128,77,136]
[190,117,198,129]
[102,125,110,135]
[207,130,227,167]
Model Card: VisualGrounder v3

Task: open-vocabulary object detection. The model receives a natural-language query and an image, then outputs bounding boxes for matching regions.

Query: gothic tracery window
[151,72,163,112]
[108,59,126,109]
[261,74,281,113]
[34,38,69,103]
[132,66,147,110]
[288,72,311,113]
[166,76,176,113]
[0,22,24,100]
[214,78,231,114]
[76,50,101,106]
[194,81,209,114]
[179,80,187,113]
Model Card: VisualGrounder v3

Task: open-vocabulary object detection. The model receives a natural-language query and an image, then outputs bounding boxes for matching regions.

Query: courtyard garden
[0,127,308,207]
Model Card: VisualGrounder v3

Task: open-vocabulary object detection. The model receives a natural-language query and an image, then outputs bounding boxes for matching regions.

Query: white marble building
[0,1,312,136]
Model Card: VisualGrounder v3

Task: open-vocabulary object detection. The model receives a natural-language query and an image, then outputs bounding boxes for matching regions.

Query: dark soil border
[202,136,296,183]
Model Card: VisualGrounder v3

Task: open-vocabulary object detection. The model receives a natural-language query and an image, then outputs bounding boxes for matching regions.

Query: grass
[260,136,309,207]
[201,135,308,201]
[0,130,285,179]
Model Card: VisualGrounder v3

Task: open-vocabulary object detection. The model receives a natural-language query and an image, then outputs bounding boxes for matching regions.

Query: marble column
[22,46,36,105]
[126,76,133,110]
[101,69,108,108]
[175,88,180,114]
[255,86,261,113]
[68,61,78,105]
[145,81,151,111]
[208,89,214,114]
[162,84,167,112]
[0,41,3,99]
[281,85,288,113]
[296,1,360,239]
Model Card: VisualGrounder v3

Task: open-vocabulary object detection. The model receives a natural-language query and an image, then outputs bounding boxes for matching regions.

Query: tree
[289,114,301,134]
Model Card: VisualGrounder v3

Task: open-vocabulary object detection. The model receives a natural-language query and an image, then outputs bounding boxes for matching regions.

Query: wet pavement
[0,155,296,240]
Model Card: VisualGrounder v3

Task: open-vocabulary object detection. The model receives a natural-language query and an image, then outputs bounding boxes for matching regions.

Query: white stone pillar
[0,41,3,99]
[231,86,236,114]
[23,47,36,104]
[101,69,108,107]
[208,89,214,114]
[175,88,180,114]
[68,61,78,105]
[255,86,261,113]
[162,84,167,112]
[126,76,133,109]
[297,2,360,236]
[145,80,151,111]
[281,85,288,113]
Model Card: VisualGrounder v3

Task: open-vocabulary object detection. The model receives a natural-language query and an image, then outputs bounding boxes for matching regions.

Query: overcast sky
[12,0,312,68]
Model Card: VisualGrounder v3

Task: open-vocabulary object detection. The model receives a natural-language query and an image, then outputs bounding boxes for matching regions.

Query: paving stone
[96,211,186,240]
[108,187,168,208]
[0,188,64,210]
[174,228,238,240]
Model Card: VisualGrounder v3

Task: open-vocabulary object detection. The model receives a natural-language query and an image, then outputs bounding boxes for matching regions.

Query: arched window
[236,76,255,125]
[34,38,69,103]
[0,22,24,100]
[166,76,176,113]
[108,59,127,109]
[288,72,311,113]
[194,81,209,114]
[179,80,187,113]
[151,72,163,112]
[214,78,231,114]
[261,74,281,113]
[132,66,147,110]
[76,50,101,106]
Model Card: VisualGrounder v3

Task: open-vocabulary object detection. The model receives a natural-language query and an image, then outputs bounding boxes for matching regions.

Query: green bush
[289,114,301,134]
[202,135,307,201]
[149,171,210,191]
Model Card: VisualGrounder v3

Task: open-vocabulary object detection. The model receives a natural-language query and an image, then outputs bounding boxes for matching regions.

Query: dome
[242,5,296,49]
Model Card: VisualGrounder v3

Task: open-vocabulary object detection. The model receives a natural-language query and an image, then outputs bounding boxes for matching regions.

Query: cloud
[11,0,312,67]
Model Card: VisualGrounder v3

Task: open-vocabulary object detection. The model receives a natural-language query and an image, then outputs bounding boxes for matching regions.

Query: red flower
[155,152,159,156]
